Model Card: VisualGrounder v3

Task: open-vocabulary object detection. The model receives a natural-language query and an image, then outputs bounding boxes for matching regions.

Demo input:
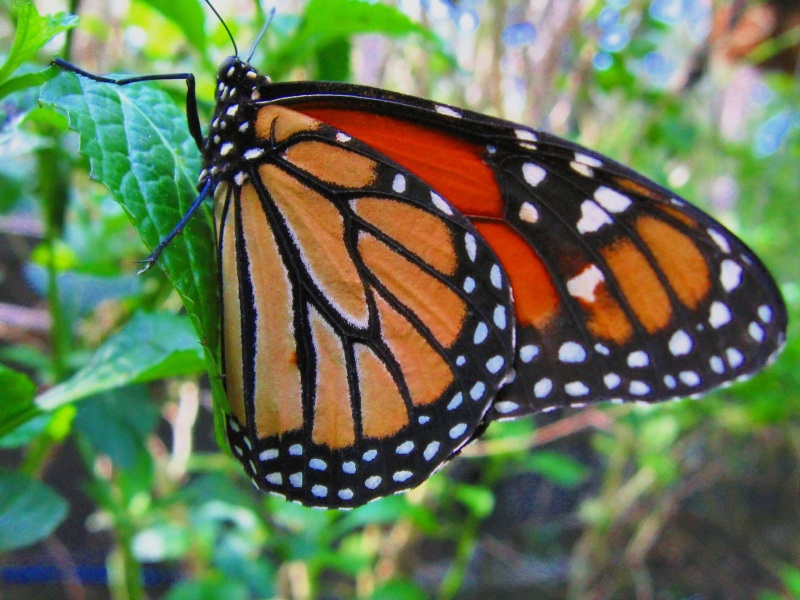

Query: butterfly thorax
[198,57,270,191]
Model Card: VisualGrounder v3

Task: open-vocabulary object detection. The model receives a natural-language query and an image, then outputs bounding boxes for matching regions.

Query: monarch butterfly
[53,6,786,509]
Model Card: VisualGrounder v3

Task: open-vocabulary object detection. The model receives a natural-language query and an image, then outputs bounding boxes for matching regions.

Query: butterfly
[53,8,786,509]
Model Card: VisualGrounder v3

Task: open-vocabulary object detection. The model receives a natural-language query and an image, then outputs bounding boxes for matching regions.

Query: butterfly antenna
[247,7,275,63]
[204,0,238,57]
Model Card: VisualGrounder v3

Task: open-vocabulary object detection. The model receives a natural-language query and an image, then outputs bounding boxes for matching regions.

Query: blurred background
[0,0,798,598]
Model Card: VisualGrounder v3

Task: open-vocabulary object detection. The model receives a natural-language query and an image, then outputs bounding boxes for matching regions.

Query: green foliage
[0,471,68,551]
[35,312,206,414]
[0,1,76,99]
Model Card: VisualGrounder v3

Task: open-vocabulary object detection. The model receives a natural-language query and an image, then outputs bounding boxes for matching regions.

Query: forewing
[258,81,786,420]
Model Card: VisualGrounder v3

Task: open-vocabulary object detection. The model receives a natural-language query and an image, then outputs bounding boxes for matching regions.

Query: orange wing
[215,102,515,507]
[273,95,785,419]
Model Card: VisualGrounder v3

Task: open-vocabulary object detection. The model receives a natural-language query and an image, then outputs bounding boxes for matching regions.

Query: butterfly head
[199,57,271,191]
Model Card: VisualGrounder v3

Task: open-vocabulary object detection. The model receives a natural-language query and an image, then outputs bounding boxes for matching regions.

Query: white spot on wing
[312,484,328,497]
[424,442,440,460]
[758,305,773,323]
[749,322,765,342]
[604,373,621,389]
[720,259,742,292]
[565,381,590,397]
[465,234,477,261]
[494,305,507,330]
[534,378,553,398]
[490,264,502,289]
[710,356,725,374]
[522,163,546,187]
[559,342,586,363]
[669,330,693,356]
[220,142,234,156]
[450,423,467,439]
[709,301,732,329]
[570,161,594,178]
[594,186,633,213]
[495,401,519,414]
[447,393,463,411]
[244,148,264,160]
[435,105,462,118]
[396,441,415,454]
[470,382,486,400]
[392,174,406,193]
[679,371,701,386]
[431,192,453,215]
[486,356,505,373]
[708,229,731,253]
[519,202,540,223]
[575,152,603,168]
[727,347,744,368]
[577,200,612,234]
[627,351,649,368]
[515,129,537,142]
[473,322,488,344]
[519,345,539,363]
[260,449,278,461]
[567,264,605,302]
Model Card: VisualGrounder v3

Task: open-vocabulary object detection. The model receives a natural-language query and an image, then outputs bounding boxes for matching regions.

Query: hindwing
[215,101,515,507]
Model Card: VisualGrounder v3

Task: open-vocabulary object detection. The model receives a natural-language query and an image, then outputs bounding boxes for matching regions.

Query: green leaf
[269,0,443,80]
[0,407,75,450]
[334,495,437,536]
[0,69,55,101]
[523,451,588,489]
[453,484,494,518]
[137,0,209,59]
[36,312,205,413]
[0,363,37,437]
[38,72,227,435]
[0,471,68,551]
[369,578,427,600]
[165,577,249,600]
[782,565,800,596]
[74,387,160,469]
[0,3,77,89]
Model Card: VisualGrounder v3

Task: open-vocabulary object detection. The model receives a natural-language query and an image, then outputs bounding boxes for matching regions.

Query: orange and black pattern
[208,63,515,506]
[202,61,785,507]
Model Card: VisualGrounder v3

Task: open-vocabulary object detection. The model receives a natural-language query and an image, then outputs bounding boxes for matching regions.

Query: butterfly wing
[255,81,787,420]
[215,101,515,507]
